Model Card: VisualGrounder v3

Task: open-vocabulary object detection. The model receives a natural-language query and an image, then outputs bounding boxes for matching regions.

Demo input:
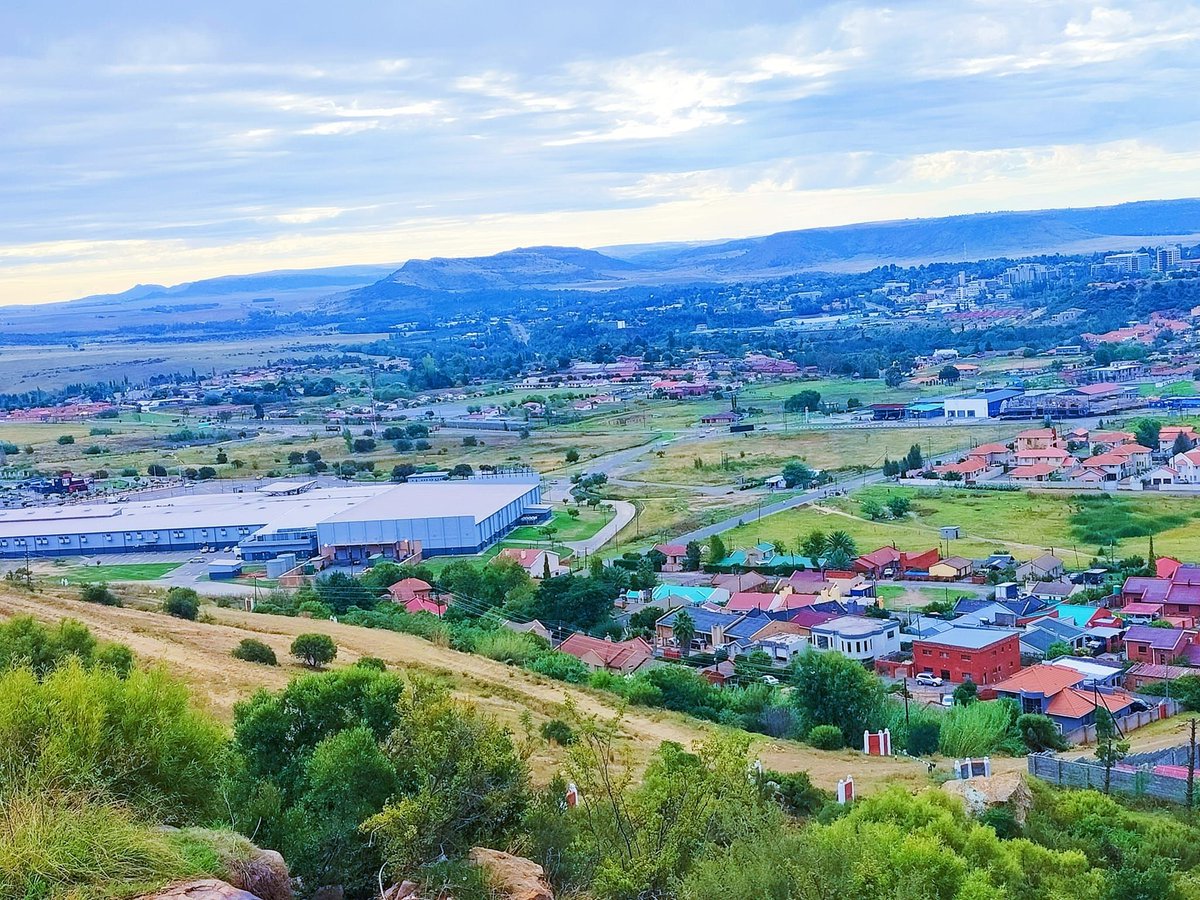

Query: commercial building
[943,388,1024,420]
[0,473,546,562]
[911,627,1021,685]
[1103,251,1153,274]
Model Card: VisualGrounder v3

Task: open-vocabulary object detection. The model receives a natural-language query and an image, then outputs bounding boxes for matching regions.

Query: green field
[717,485,1200,565]
[507,506,608,542]
[53,562,182,583]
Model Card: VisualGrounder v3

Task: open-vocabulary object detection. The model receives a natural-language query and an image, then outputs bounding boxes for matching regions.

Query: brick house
[911,627,1021,684]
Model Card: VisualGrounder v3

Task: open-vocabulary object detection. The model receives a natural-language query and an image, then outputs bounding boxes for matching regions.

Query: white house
[809,615,900,661]
[1169,449,1200,484]
[493,548,568,578]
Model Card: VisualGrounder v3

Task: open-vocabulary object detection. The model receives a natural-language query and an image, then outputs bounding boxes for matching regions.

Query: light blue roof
[652,584,719,605]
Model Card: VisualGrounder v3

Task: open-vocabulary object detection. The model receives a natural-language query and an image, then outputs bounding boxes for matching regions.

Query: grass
[876,584,973,610]
[508,506,608,543]
[55,562,183,583]
[718,485,1200,564]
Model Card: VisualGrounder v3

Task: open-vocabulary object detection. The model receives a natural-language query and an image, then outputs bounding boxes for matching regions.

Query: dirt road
[0,586,1020,791]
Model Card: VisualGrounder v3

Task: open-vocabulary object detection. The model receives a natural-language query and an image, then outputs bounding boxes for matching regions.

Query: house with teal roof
[718,541,819,570]
[1051,603,1108,629]
[651,584,731,607]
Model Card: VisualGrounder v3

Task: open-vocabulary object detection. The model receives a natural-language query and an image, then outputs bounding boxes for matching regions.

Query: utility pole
[1189,717,1197,811]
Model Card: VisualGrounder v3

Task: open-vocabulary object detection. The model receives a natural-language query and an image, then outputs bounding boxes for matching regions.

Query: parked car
[915,672,944,687]
[762,675,780,686]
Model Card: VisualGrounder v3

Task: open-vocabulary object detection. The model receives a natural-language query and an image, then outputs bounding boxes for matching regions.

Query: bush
[939,700,1016,758]
[162,587,200,620]
[354,656,388,671]
[56,434,75,445]
[540,718,577,746]
[231,638,277,666]
[807,724,845,750]
[291,633,337,669]
[525,650,590,683]
[80,582,120,607]
[473,629,544,666]
[907,721,941,756]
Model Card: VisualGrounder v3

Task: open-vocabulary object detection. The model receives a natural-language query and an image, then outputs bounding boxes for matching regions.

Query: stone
[381,882,419,900]
[468,847,554,900]
[136,879,262,900]
[942,771,1034,826]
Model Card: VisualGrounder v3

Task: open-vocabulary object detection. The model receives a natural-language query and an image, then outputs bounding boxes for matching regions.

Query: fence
[1061,700,1179,745]
[1028,752,1194,804]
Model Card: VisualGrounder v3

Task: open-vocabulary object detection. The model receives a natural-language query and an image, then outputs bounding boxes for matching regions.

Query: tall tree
[800,530,828,562]
[790,648,884,743]
[673,611,696,657]
[706,534,727,566]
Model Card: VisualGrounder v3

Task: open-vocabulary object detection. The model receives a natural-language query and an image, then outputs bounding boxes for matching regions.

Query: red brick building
[911,627,1021,685]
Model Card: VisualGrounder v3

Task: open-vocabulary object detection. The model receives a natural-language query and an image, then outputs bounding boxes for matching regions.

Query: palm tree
[825,530,858,559]
[673,611,696,657]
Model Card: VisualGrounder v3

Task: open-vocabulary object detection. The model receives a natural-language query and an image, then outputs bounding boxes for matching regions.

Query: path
[564,499,636,556]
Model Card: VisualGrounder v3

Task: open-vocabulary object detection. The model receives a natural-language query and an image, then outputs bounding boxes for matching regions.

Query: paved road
[564,500,636,556]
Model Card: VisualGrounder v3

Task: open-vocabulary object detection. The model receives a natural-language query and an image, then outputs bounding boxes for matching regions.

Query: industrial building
[0,473,547,562]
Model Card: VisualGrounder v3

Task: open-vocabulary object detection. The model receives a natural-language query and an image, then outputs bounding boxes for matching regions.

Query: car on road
[915,672,944,687]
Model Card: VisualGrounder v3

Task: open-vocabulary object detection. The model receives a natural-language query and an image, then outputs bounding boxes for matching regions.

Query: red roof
[902,548,940,572]
[403,596,447,617]
[1158,557,1183,579]
[856,547,901,569]
[557,634,653,670]
[1046,687,1136,719]
[388,577,434,602]
[726,591,776,611]
[993,666,1083,696]
[496,548,550,568]
[654,543,688,557]
[1010,463,1056,478]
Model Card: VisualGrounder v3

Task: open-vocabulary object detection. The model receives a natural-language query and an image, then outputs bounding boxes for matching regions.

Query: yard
[507,505,608,543]
[48,562,183,583]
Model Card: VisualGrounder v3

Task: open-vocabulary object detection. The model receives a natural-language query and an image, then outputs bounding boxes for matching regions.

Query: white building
[809,616,900,662]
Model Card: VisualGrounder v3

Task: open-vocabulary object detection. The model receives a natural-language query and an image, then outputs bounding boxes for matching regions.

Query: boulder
[468,847,554,900]
[224,847,291,900]
[137,879,261,900]
[942,771,1034,825]
[381,882,419,900]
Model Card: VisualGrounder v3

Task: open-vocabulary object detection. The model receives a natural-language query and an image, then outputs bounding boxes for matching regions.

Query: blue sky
[2,0,1198,303]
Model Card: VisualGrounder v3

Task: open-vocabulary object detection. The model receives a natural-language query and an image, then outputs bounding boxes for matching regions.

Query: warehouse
[0,473,544,562]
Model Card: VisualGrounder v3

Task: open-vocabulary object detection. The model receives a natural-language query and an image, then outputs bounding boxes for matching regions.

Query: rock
[175,829,292,900]
[942,771,1034,826]
[468,847,554,900]
[381,882,419,900]
[137,879,262,900]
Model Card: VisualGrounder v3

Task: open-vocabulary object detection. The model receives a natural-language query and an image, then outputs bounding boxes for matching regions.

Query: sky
[2,0,1199,304]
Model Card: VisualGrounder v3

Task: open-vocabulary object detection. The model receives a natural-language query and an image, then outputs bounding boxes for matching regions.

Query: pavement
[564,499,636,557]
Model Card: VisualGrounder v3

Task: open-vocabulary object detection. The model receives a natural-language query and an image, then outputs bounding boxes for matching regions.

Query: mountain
[341,198,1200,306]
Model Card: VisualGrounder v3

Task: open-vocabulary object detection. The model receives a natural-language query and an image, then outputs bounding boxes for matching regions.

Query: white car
[762,675,780,686]
[915,672,944,687]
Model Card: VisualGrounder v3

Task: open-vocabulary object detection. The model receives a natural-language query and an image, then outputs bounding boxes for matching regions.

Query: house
[723,613,807,653]
[1123,624,1196,665]
[853,546,901,578]
[1140,465,1179,489]
[1118,601,1164,625]
[1048,656,1125,689]
[726,591,778,612]
[1008,463,1058,482]
[929,556,974,580]
[494,547,568,579]
[1028,580,1078,603]
[1122,565,1200,619]
[966,442,1014,466]
[1074,452,1133,481]
[932,457,995,482]
[1108,443,1152,473]
[757,631,813,663]
[653,543,689,573]
[711,571,770,593]
[1015,428,1058,452]
[1014,447,1072,469]
[809,615,900,662]
[1052,603,1112,629]
[557,633,655,674]
[651,584,731,607]
[1016,554,1064,582]
[1126,662,1195,691]
[387,578,447,616]
[1021,617,1087,658]
[1169,449,1200,483]
[508,619,553,642]
[912,627,1021,684]
[655,606,743,653]
[992,665,1140,733]
[1160,426,1198,453]
[699,660,738,685]
[1088,430,1136,452]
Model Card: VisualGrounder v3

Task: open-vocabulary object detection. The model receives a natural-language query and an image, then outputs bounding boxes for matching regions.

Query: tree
[565,447,581,463]
[314,571,376,613]
[196,466,217,480]
[884,366,904,388]
[861,497,887,520]
[783,390,822,413]
[162,587,199,620]
[886,494,911,517]
[57,434,75,445]
[291,633,337,669]
[1134,418,1161,450]
[706,534,727,566]
[825,530,858,560]
[232,638,278,665]
[939,364,961,383]
[1046,640,1074,660]
[1017,713,1068,751]
[673,611,696,657]
[781,459,817,488]
[79,582,120,607]
[684,540,703,572]
[147,463,168,477]
[800,529,828,562]
[952,680,978,706]
[1094,707,1130,794]
[790,648,883,743]
[1172,431,1192,456]
[904,443,924,472]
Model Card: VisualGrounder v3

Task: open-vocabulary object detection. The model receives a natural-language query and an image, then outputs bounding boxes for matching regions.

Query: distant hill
[342,198,1200,305]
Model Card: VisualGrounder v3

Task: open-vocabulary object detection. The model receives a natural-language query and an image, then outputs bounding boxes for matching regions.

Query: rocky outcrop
[467,847,554,900]
[942,771,1034,826]
[136,879,262,900]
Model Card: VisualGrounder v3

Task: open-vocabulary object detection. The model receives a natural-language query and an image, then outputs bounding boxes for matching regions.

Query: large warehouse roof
[318,480,538,525]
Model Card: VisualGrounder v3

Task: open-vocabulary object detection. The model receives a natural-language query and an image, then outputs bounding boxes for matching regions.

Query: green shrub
[525,650,590,682]
[290,632,337,669]
[354,656,388,671]
[907,721,941,756]
[473,629,544,665]
[231,639,277,666]
[807,724,845,750]
[163,587,200,620]
[539,718,576,745]
[939,700,1016,758]
[80,582,120,606]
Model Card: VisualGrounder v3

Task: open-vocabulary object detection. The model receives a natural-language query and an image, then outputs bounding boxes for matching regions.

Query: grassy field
[507,505,608,542]
[631,425,1012,486]
[717,485,1200,564]
[49,562,183,583]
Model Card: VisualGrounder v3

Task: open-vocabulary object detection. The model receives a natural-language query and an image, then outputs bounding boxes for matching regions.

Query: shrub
[163,587,200,620]
[473,629,544,666]
[354,656,388,671]
[95,643,136,677]
[907,721,941,756]
[291,633,337,669]
[0,616,97,677]
[539,718,576,745]
[807,724,844,750]
[939,700,1016,758]
[57,434,75,445]
[525,650,590,683]
[80,582,120,607]
[231,639,277,666]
